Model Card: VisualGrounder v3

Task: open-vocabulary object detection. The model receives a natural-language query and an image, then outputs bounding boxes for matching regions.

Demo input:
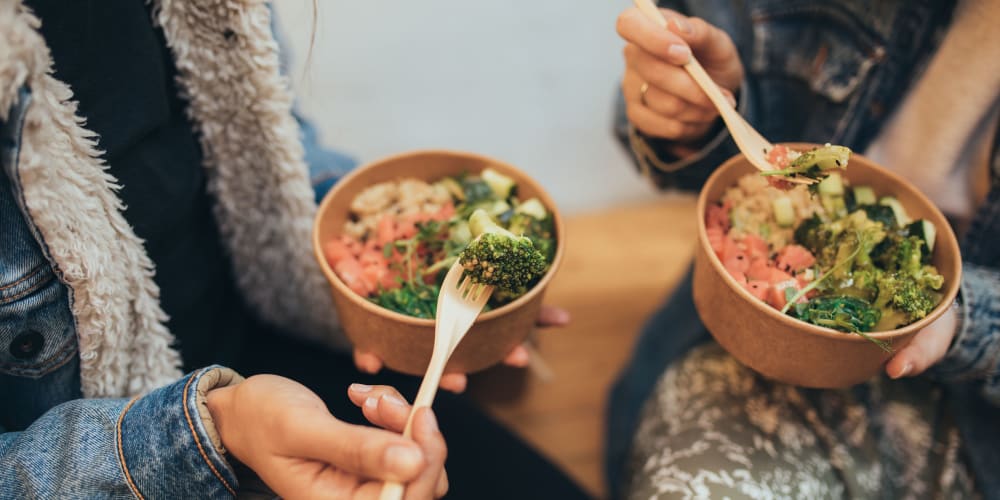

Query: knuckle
[662,120,684,138]
[615,11,635,37]
[658,94,683,116]
[687,106,718,123]
[688,17,710,36]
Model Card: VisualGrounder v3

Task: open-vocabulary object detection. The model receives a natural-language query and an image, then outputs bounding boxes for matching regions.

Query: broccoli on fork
[459,209,548,295]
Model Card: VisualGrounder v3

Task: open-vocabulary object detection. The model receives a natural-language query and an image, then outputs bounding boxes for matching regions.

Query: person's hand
[885,304,959,379]
[617,6,744,146]
[354,305,571,393]
[206,376,447,499]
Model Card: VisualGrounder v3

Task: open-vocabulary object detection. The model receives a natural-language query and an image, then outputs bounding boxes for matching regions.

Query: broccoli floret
[912,265,945,290]
[460,209,548,294]
[793,214,829,254]
[873,233,924,274]
[461,177,494,204]
[760,144,851,181]
[814,211,886,275]
[873,272,941,326]
[840,267,883,302]
[792,295,882,333]
[508,212,556,261]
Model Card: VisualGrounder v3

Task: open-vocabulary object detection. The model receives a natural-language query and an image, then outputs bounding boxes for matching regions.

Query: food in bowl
[707,166,945,350]
[321,168,556,319]
[760,143,851,187]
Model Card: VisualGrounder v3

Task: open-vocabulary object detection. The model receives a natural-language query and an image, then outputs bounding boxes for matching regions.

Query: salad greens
[331,168,556,319]
[785,175,944,342]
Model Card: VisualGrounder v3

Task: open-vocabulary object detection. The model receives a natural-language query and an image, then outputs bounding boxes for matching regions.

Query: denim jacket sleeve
[0,366,244,499]
[929,264,1000,406]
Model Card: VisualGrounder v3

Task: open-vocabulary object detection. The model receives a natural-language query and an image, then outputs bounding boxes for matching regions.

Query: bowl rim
[696,142,963,342]
[312,148,566,327]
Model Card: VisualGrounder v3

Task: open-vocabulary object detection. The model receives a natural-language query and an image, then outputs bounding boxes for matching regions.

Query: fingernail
[364,397,378,410]
[423,410,439,434]
[350,383,372,393]
[893,363,912,379]
[385,445,422,473]
[726,94,737,108]
[667,44,691,62]
[381,393,407,407]
[670,17,692,34]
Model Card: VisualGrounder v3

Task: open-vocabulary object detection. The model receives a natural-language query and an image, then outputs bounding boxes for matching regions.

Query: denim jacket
[0,0,355,497]
[615,0,1000,494]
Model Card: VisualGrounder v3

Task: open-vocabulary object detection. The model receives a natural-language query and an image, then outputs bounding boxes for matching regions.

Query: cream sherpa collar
[0,0,341,398]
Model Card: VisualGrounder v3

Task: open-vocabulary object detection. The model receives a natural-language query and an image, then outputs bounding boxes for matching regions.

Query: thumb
[885,310,958,378]
[666,15,735,65]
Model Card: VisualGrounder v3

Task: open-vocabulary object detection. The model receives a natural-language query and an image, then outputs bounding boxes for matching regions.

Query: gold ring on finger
[639,82,650,106]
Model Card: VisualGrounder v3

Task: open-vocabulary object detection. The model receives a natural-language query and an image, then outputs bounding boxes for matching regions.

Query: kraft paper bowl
[693,144,962,388]
[313,150,565,375]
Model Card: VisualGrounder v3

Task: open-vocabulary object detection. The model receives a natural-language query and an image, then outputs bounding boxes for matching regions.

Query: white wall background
[274,0,659,214]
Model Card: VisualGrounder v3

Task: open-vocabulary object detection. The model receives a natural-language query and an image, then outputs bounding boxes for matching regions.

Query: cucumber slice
[879,196,911,226]
[853,186,876,205]
[821,194,847,218]
[449,220,472,244]
[772,196,795,227]
[487,200,512,217]
[438,177,465,201]
[862,204,897,228]
[906,219,937,254]
[468,209,515,238]
[514,198,547,219]
[481,168,516,199]
[817,172,844,196]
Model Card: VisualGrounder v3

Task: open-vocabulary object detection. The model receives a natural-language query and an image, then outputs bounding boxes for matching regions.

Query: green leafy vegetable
[760,144,851,181]
[792,296,890,352]
[371,282,441,319]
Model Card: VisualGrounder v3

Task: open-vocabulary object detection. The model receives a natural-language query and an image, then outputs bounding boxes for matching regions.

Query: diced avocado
[514,198,547,219]
[853,186,876,206]
[879,196,911,226]
[817,172,844,196]
[481,168,516,199]
[906,219,937,254]
[772,196,795,227]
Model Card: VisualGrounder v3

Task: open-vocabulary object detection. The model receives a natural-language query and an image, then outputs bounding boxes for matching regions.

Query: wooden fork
[379,262,493,500]
[633,0,811,184]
